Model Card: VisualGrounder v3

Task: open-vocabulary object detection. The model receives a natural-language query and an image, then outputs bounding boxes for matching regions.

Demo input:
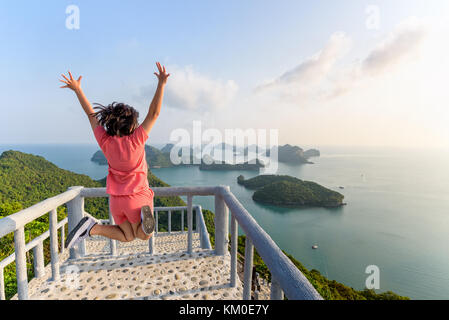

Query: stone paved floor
[12,232,271,300]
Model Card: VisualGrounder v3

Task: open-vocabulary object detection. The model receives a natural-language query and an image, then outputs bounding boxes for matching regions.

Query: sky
[1,0,449,149]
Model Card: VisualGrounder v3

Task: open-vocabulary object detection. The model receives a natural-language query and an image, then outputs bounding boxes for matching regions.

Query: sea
[1,143,448,300]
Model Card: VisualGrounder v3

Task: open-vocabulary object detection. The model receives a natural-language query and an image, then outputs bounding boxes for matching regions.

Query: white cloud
[253,32,352,101]
[235,17,449,148]
[362,17,429,76]
[253,18,430,104]
[329,17,429,99]
[138,64,238,111]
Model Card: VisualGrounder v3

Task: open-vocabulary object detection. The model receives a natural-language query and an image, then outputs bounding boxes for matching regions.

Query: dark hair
[90,102,139,137]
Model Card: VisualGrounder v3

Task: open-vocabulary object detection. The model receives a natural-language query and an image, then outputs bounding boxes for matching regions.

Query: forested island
[199,156,265,171]
[238,174,345,208]
[245,144,321,164]
[0,150,406,300]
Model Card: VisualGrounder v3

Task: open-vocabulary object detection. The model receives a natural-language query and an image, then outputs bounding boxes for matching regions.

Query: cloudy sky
[1,0,448,149]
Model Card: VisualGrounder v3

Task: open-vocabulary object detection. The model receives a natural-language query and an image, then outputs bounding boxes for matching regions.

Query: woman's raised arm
[140,62,170,135]
[59,71,99,131]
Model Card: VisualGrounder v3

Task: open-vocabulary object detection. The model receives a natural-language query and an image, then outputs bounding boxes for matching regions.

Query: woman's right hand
[154,62,170,84]
[60,71,83,92]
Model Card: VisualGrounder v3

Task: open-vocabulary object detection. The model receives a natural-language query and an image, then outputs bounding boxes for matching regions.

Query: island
[238,174,345,208]
[267,144,319,164]
[303,148,320,158]
[244,144,320,165]
[199,157,265,171]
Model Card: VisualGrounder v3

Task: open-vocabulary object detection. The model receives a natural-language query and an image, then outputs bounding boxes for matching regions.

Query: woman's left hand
[154,62,170,85]
[59,71,82,92]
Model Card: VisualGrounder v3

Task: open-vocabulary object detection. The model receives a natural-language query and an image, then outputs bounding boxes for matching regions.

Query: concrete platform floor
[12,232,273,300]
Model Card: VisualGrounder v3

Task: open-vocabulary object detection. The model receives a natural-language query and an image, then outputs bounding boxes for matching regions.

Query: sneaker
[65,217,97,249]
[141,205,155,235]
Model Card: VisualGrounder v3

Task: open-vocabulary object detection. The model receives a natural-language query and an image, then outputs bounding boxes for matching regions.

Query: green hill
[238,174,345,208]
[0,150,108,218]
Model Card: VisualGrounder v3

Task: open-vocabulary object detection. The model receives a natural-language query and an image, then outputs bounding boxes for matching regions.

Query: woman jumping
[61,62,170,248]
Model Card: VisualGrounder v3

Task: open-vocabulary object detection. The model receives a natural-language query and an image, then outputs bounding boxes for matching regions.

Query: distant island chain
[91,143,343,208]
[91,142,321,170]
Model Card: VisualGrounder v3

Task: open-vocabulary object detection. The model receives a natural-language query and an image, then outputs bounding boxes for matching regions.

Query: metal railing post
[108,200,117,256]
[270,276,285,300]
[60,225,65,254]
[168,210,171,234]
[155,210,158,234]
[187,195,193,254]
[214,186,230,256]
[33,241,45,279]
[230,214,238,287]
[196,206,202,246]
[181,209,184,233]
[14,227,28,300]
[149,234,155,255]
[194,205,212,250]
[243,237,254,300]
[0,268,4,300]
[67,187,85,259]
[195,206,198,232]
[49,209,60,281]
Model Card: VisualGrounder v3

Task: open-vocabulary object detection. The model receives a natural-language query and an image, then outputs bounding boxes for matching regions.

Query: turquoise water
[2,144,449,299]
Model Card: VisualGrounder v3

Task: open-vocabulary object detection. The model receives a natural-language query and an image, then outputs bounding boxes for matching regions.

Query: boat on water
[312,245,318,249]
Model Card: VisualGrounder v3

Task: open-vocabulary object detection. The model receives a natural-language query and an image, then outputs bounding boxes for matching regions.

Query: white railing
[151,205,211,250]
[95,204,211,255]
[0,185,322,300]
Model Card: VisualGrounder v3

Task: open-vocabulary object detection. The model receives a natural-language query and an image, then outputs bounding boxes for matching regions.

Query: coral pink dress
[94,125,155,225]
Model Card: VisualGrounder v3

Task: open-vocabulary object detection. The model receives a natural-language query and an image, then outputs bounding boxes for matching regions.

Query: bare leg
[90,220,135,242]
[132,221,152,241]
